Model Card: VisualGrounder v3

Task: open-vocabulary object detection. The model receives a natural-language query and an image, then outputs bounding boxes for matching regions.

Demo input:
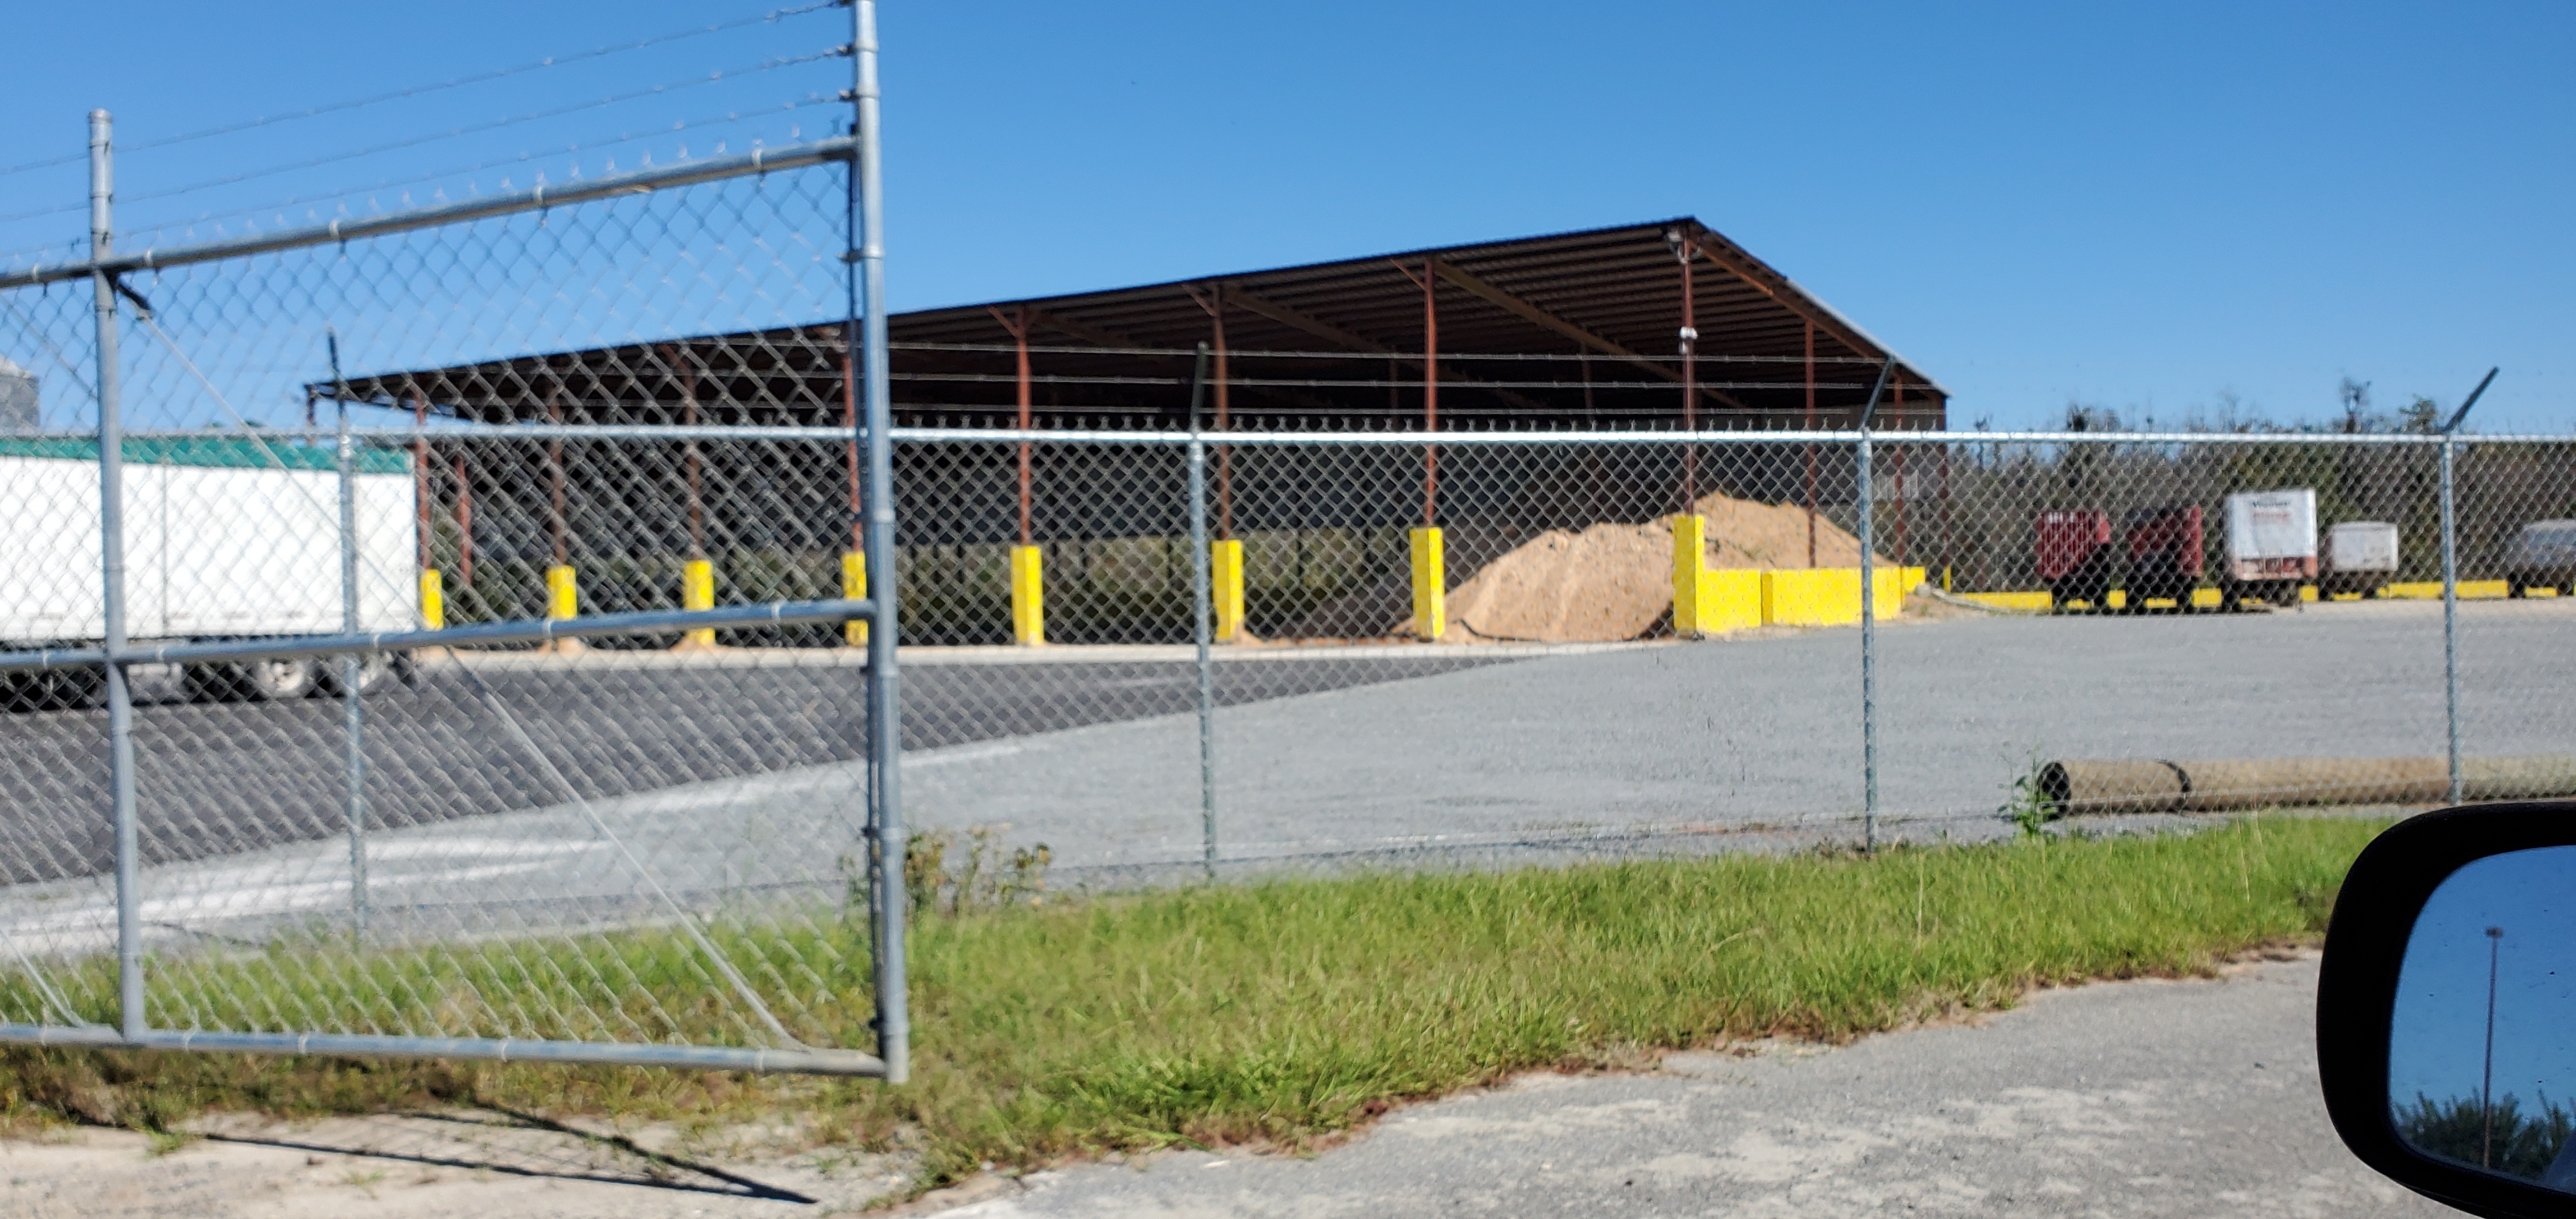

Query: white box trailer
[0,438,418,701]
[2509,519,2576,596]
[2223,488,2317,606]
[2322,520,2400,597]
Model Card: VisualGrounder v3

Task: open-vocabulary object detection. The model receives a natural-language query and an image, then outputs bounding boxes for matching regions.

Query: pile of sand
[1443,493,1883,643]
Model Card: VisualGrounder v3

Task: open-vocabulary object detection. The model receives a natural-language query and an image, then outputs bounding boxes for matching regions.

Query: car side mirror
[2319,801,2576,1218]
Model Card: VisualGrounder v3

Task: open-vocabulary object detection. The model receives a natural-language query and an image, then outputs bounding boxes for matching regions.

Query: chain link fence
[0,48,908,1077]
[871,420,2576,885]
[5,36,2572,1087]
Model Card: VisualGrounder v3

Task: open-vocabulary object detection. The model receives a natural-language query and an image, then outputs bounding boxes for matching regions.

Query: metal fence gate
[0,3,907,1080]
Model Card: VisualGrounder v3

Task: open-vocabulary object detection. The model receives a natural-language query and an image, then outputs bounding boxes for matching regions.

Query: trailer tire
[193,658,318,702]
[319,653,394,697]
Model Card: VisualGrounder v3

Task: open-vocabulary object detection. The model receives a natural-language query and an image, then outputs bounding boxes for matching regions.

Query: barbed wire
[0,49,847,226]
[106,95,844,247]
[0,0,842,180]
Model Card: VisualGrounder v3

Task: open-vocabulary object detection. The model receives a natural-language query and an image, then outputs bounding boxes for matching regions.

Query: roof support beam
[1425,258,1750,413]
[1683,227,1889,374]
[1014,302,1343,418]
[1217,283,1555,415]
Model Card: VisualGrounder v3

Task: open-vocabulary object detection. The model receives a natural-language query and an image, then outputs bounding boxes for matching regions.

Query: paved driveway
[934,953,2452,1218]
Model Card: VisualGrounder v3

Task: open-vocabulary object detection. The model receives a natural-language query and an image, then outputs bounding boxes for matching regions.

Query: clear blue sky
[2391,846,2576,1117]
[1,1,2568,431]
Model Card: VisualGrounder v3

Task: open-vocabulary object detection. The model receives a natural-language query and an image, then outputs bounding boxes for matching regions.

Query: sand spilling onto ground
[1442,493,1883,643]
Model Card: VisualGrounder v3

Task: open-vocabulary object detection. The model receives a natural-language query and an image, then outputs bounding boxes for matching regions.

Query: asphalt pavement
[932,953,2456,1218]
[0,646,1503,882]
[1,598,2570,953]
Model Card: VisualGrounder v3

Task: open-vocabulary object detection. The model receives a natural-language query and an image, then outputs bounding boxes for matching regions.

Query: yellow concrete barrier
[418,569,445,631]
[681,558,716,648]
[1672,516,1768,636]
[2383,580,2511,600]
[545,564,579,621]
[1960,590,2053,611]
[1700,569,1764,633]
[1409,527,1445,640]
[2191,587,2223,610]
[1759,567,1905,625]
[842,551,870,647]
[1211,539,1245,641]
[1010,544,1046,645]
[2529,586,2563,599]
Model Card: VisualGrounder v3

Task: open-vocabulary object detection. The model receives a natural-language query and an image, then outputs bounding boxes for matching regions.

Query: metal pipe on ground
[2039,756,2576,816]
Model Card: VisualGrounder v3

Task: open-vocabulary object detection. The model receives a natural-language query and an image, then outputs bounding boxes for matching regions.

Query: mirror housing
[2319,800,2576,1219]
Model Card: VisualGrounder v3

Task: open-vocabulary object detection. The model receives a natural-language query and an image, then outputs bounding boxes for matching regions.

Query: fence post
[1187,346,1217,879]
[2440,431,2460,804]
[330,337,369,935]
[1858,429,1878,851]
[851,0,908,1085]
[1853,360,1895,853]
[89,109,146,1039]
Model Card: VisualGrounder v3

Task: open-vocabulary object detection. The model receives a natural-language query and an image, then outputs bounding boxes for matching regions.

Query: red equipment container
[2037,510,2112,582]
[2123,505,2204,602]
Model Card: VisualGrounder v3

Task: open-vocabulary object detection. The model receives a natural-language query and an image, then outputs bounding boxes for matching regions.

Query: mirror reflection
[2390,845,2576,1190]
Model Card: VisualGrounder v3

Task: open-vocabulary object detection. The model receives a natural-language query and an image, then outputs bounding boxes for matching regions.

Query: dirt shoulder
[0,1110,916,1218]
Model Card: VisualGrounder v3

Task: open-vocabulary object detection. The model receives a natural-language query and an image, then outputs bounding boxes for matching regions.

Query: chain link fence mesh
[0,144,896,1073]
[4,116,2573,1078]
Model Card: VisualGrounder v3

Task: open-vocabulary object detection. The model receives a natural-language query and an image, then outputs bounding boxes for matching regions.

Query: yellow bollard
[842,551,869,647]
[680,558,716,648]
[1409,527,1445,640]
[1211,539,1245,642]
[1010,544,1046,646]
[418,569,445,631]
[546,564,579,620]
[1671,514,1708,638]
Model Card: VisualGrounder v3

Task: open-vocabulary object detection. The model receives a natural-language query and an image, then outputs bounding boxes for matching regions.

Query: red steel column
[1891,374,1908,566]
[1803,320,1818,567]
[843,350,864,549]
[546,388,568,571]
[409,390,430,572]
[1422,257,1438,527]
[1213,285,1232,540]
[990,307,1035,547]
[665,344,707,559]
[1680,250,1699,511]
[453,452,474,587]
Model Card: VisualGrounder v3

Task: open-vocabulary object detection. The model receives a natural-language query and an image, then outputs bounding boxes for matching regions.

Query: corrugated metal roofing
[334,217,1943,431]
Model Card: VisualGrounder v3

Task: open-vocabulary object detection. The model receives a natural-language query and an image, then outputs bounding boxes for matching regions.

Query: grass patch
[0,815,2382,1187]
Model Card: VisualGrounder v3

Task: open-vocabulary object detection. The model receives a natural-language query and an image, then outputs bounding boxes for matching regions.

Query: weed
[2000,753,2058,838]
[906,829,1052,917]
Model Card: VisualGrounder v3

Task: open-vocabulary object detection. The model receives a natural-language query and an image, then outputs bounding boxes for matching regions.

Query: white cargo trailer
[2223,488,2318,606]
[2508,519,2576,597]
[0,438,418,702]
[2322,520,2400,597]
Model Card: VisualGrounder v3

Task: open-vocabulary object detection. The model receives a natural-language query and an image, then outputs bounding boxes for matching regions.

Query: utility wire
[0,49,843,226]
[0,0,840,179]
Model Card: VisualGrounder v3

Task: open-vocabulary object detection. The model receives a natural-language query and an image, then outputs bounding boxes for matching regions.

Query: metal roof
[334,217,1945,431]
